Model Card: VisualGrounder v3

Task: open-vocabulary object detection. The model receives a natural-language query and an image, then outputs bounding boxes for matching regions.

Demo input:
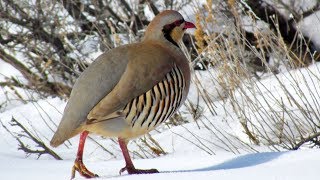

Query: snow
[1,49,320,179]
[1,142,320,180]
[299,10,320,50]
[1,62,320,179]
[0,60,23,82]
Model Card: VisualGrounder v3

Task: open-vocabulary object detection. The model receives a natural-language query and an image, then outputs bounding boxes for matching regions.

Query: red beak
[184,21,196,29]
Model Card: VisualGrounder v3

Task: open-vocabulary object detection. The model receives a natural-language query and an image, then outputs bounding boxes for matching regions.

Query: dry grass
[170,0,320,154]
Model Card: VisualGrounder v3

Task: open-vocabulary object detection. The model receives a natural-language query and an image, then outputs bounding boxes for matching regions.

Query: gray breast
[122,64,185,130]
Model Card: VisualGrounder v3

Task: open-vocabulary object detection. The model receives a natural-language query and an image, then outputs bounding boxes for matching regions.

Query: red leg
[118,138,159,175]
[71,131,98,179]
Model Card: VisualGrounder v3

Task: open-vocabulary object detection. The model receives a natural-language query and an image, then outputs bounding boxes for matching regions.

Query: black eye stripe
[162,19,184,47]
[173,19,185,26]
[163,19,185,31]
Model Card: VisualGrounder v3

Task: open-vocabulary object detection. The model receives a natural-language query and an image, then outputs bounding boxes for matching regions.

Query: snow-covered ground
[1,136,320,180]
[0,95,319,180]
[1,62,320,179]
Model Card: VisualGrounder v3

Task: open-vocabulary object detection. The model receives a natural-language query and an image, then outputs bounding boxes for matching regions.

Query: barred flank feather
[122,64,185,130]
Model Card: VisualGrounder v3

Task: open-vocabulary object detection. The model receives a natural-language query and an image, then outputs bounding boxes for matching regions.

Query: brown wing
[87,42,176,122]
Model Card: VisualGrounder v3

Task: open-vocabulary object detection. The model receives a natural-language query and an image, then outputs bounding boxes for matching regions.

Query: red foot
[119,166,159,175]
[71,160,99,179]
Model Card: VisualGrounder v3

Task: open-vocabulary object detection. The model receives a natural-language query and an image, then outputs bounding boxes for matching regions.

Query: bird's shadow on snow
[98,151,286,178]
[165,151,286,173]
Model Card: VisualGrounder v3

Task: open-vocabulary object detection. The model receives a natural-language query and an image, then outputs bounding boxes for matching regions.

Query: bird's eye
[174,19,185,26]
[163,19,185,32]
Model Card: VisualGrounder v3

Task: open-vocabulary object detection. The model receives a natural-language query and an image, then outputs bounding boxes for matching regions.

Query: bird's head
[143,10,196,46]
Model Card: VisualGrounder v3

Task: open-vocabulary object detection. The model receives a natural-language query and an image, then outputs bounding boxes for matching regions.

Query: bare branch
[1,117,62,160]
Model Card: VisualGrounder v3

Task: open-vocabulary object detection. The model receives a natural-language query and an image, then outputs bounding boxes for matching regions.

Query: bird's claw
[119,166,159,175]
[71,160,99,179]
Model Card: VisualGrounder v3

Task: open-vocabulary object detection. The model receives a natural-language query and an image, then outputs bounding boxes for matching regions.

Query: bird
[50,10,195,178]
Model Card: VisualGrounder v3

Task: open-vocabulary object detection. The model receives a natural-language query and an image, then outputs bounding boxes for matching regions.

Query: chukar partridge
[50,10,195,178]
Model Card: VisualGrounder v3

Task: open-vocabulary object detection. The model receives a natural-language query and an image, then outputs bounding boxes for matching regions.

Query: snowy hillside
[1,93,320,180]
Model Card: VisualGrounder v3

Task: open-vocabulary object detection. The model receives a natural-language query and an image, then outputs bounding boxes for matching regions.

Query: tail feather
[50,133,64,147]
[50,126,81,147]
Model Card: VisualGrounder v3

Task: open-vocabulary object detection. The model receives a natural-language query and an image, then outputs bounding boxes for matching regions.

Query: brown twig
[1,117,62,160]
